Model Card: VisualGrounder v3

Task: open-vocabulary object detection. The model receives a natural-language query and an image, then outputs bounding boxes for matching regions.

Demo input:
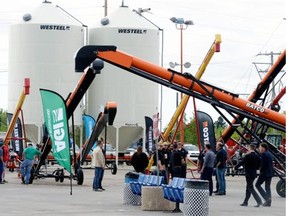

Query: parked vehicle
[184,144,200,161]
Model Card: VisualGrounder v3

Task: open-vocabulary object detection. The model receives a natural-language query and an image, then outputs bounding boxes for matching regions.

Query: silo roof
[96,6,159,29]
[19,2,82,25]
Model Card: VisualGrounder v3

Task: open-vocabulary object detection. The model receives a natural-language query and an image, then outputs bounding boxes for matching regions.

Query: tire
[276,178,285,198]
[55,170,60,182]
[77,168,84,185]
[111,162,117,175]
[59,170,64,183]
[29,168,34,184]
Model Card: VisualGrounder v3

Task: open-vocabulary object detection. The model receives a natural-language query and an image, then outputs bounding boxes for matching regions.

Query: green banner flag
[40,89,71,174]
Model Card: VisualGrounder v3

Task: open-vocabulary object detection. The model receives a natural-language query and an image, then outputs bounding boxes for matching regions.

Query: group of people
[198,141,227,196]
[131,141,190,185]
[0,139,42,185]
[0,136,276,208]
[198,140,274,207]
[235,142,274,207]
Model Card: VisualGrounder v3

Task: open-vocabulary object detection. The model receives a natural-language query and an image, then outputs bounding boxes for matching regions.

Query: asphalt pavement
[0,164,285,216]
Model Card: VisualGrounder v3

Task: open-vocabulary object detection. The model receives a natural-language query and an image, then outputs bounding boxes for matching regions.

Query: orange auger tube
[95,49,285,127]
[220,50,286,141]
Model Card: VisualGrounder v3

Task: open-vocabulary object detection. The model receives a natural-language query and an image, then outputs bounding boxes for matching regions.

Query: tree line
[0,109,285,146]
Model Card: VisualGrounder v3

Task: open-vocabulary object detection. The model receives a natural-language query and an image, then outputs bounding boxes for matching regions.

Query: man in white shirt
[91,140,105,192]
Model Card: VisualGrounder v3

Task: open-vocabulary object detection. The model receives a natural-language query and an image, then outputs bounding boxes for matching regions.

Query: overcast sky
[0,0,286,129]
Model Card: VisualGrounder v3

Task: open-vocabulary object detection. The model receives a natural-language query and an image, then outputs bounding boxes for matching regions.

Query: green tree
[184,116,198,144]
[168,113,198,144]
[213,116,227,140]
[0,109,7,132]
[215,116,227,129]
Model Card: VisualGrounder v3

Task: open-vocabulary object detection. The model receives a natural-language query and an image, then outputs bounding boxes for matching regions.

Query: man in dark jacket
[178,142,188,178]
[255,142,274,207]
[235,144,262,207]
[170,143,182,178]
[131,146,149,173]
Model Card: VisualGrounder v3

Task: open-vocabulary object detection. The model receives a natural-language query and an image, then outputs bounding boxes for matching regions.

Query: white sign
[153,113,160,139]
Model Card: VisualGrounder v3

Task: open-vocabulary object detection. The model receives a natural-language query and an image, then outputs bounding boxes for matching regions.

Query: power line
[253,51,285,100]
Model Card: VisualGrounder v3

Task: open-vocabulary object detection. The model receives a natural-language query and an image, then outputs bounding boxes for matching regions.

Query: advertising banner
[83,114,96,140]
[197,111,216,151]
[145,116,154,152]
[40,89,71,174]
[7,113,23,155]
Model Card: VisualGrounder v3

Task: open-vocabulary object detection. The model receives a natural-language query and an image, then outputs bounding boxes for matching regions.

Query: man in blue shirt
[199,143,216,196]
[214,142,227,195]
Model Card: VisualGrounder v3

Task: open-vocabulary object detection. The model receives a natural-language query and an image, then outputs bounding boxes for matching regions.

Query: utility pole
[104,0,108,16]
[252,51,285,134]
[253,51,282,98]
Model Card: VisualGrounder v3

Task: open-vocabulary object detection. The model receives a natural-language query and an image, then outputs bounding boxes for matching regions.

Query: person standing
[1,141,9,183]
[131,146,149,173]
[255,142,274,207]
[91,140,105,192]
[151,143,167,183]
[235,144,262,207]
[0,139,4,184]
[197,148,205,173]
[199,143,215,196]
[99,140,106,191]
[215,142,227,195]
[178,142,188,178]
[170,143,182,178]
[169,143,183,213]
[20,143,41,184]
[162,142,171,183]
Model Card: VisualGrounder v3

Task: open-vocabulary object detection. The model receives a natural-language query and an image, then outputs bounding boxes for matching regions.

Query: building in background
[8,2,84,143]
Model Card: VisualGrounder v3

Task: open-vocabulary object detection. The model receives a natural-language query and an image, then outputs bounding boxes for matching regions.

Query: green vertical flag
[40,89,71,174]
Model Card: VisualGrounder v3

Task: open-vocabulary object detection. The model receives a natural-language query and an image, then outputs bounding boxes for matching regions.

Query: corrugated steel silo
[8,2,84,143]
[88,5,160,150]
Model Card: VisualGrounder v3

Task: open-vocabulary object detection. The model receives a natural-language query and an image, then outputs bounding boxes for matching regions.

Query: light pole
[169,61,191,107]
[133,8,164,132]
[170,17,193,144]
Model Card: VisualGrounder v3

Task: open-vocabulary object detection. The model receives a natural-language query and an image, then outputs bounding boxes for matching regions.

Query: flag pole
[70,173,73,195]
[70,113,75,195]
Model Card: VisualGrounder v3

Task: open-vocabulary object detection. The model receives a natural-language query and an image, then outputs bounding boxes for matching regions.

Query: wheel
[59,170,64,183]
[77,168,84,185]
[126,161,131,166]
[276,178,285,197]
[111,162,117,175]
[29,167,34,184]
[55,170,60,182]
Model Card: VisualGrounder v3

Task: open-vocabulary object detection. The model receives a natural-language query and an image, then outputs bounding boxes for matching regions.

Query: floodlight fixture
[170,17,193,26]
[169,62,191,69]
